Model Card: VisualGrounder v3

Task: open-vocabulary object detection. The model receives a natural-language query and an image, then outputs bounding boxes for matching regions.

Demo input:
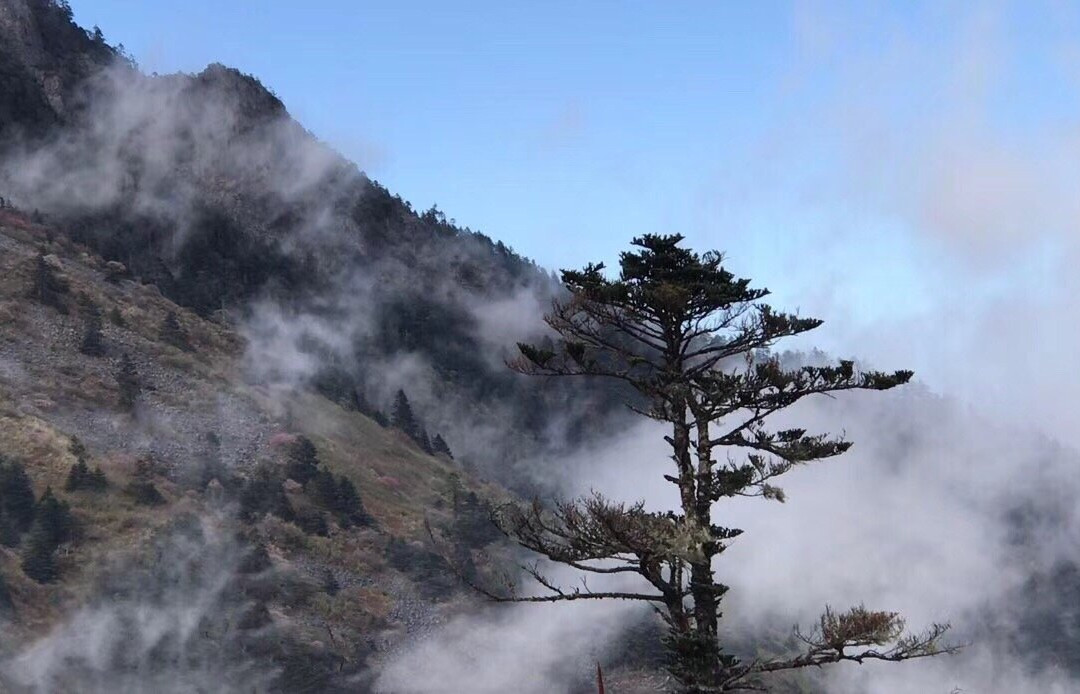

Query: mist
[1,2,1078,692]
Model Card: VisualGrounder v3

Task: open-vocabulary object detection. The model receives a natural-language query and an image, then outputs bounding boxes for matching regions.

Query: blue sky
[68,1,1080,395]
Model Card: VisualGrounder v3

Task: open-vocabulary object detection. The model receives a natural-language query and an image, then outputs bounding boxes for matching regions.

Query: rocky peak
[0,0,116,132]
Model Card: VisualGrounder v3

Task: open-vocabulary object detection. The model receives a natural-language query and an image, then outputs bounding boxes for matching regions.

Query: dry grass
[0,220,511,661]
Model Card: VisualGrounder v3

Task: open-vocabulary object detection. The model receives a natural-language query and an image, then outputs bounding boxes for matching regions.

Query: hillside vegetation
[0,209,532,692]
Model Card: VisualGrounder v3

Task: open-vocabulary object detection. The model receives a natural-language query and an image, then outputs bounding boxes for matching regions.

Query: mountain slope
[0,210,520,692]
[0,0,630,490]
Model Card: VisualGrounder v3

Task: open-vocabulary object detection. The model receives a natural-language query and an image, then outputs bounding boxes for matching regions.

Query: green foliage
[506,235,924,691]
[385,538,456,599]
[332,475,370,528]
[306,470,371,529]
[79,303,106,357]
[20,486,74,584]
[239,469,294,523]
[0,570,12,612]
[159,310,192,351]
[116,353,140,411]
[452,487,500,548]
[391,389,435,454]
[20,525,58,583]
[124,480,165,506]
[0,459,36,547]
[65,460,107,492]
[295,509,329,537]
[34,487,74,546]
[431,434,453,459]
[237,542,272,574]
[391,390,418,437]
[28,251,69,313]
[284,436,319,484]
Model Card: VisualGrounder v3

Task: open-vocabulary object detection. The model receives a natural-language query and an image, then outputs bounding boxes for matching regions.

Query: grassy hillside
[0,208,522,692]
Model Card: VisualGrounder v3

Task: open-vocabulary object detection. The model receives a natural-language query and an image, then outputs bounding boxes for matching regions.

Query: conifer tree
[486,235,952,691]
[239,468,294,522]
[307,469,338,510]
[416,428,433,455]
[34,487,73,547]
[333,475,370,527]
[65,459,91,491]
[0,571,12,612]
[29,251,69,313]
[116,353,140,411]
[20,524,58,583]
[0,459,36,546]
[66,435,107,491]
[21,487,74,584]
[69,436,87,461]
[391,390,418,437]
[285,436,320,484]
[108,306,126,327]
[432,434,453,459]
[159,310,192,351]
[79,304,106,357]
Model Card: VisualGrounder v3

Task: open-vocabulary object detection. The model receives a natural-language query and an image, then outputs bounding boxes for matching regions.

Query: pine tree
[239,468,294,523]
[116,353,140,411]
[69,436,87,461]
[124,480,165,506]
[306,469,337,510]
[391,390,435,452]
[29,251,69,313]
[416,428,433,455]
[65,459,91,491]
[333,475,370,527]
[79,304,106,357]
[285,436,320,484]
[432,434,454,459]
[88,467,108,490]
[34,487,73,547]
[391,390,418,437]
[159,310,192,351]
[65,460,107,493]
[20,486,74,583]
[489,235,952,691]
[0,459,36,546]
[21,523,58,583]
[0,571,12,612]
[108,306,126,327]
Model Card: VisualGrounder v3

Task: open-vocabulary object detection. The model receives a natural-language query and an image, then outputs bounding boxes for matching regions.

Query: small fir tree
[391,390,418,437]
[159,310,192,351]
[285,436,320,484]
[29,251,68,312]
[79,305,106,357]
[116,353,140,411]
[20,524,58,583]
[0,459,36,546]
[432,434,454,459]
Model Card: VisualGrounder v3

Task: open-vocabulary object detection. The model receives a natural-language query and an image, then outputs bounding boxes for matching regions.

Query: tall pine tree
[487,235,952,691]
